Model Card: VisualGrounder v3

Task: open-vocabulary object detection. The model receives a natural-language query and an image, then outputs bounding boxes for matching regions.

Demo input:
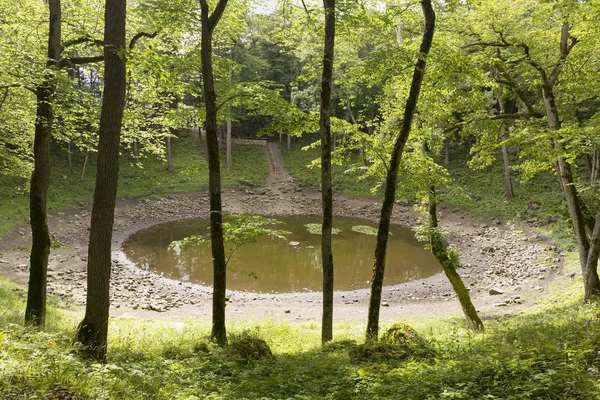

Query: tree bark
[166,134,174,173]
[320,0,336,344]
[496,98,514,201]
[428,186,483,330]
[68,141,72,172]
[444,137,450,166]
[541,78,600,300]
[366,0,435,342]
[75,0,127,362]
[25,0,61,327]
[80,150,89,180]
[200,0,229,346]
[501,142,513,201]
[226,119,232,169]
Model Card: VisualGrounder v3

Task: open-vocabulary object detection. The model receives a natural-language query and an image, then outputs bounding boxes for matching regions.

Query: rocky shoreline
[0,182,565,323]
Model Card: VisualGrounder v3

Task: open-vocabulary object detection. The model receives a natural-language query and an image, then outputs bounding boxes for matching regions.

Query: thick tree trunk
[226,119,232,169]
[320,0,336,344]
[75,0,127,362]
[200,0,229,346]
[366,0,435,342]
[428,186,483,330]
[25,0,61,327]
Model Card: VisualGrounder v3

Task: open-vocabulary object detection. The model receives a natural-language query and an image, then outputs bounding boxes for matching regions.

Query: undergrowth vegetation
[1,258,600,399]
[0,135,269,239]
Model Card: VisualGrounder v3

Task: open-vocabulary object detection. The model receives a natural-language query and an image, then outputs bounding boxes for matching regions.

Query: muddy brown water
[122,216,442,293]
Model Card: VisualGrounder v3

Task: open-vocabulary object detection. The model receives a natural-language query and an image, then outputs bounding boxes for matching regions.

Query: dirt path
[0,143,567,325]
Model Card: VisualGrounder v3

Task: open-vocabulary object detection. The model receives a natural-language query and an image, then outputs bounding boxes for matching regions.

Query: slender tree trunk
[592,150,599,183]
[133,140,139,164]
[166,134,174,173]
[497,98,514,201]
[428,186,483,330]
[25,0,61,327]
[542,82,600,301]
[68,141,72,172]
[585,153,593,178]
[501,142,513,201]
[80,150,89,180]
[320,0,336,344]
[444,137,450,166]
[287,134,291,150]
[366,0,435,342]
[226,119,232,169]
[200,0,229,346]
[75,0,127,362]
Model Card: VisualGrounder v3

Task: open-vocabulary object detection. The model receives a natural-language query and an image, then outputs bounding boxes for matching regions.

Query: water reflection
[122,216,442,293]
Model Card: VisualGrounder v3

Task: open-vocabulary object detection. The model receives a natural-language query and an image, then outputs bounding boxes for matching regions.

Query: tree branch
[129,31,158,50]
[208,0,228,29]
[216,93,252,112]
[60,55,104,67]
[62,36,104,50]
[0,83,35,95]
[548,23,578,87]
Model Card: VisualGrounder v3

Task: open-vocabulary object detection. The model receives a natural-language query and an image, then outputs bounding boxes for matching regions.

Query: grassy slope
[0,136,269,239]
[0,257,599,399]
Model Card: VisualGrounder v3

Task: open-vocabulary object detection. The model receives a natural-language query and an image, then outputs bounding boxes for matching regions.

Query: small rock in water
[289,241,300,246]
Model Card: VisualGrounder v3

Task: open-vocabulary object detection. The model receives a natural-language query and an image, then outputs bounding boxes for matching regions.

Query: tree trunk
[592,150,599,183]
[25,0,61,327]
[226,119,232,169]
[287,134,291,150]
[497,98,514,201]
[68,141,72,172]
[133,140,139,164]
[428,186,483,330]
[200,0,229,346]
[80,150,89,180]
[542,81,600,301]
[444,137,450,166]
[366,0,435,342]
[75,0,127,362]
[320,0,336,344]
[166,135,174,173]
[501,141,513,201]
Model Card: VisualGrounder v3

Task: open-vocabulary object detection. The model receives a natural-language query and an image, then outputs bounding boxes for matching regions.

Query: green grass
[281,141,571,243]
[438,148,564,220]
[0,136,269,240]
[1,257,600,399]
[281,144,380,196]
